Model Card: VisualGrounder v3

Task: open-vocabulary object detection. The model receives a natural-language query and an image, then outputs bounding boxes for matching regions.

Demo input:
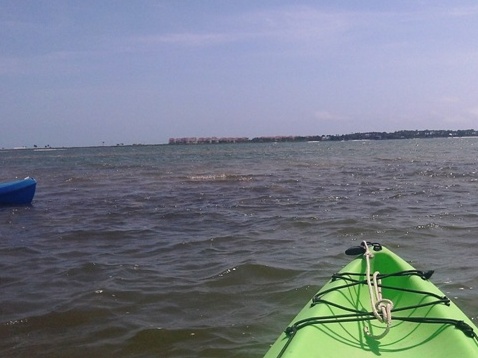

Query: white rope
[362,241,394,339]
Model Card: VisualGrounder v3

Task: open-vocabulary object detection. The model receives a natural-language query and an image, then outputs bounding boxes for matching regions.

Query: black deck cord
[393,317,477,338]
[285,314,478,338]
[312,270,445,306]
[331,269,435,282]
[277,314,478,358]
[313,296,450,315]
[277,314,375,358]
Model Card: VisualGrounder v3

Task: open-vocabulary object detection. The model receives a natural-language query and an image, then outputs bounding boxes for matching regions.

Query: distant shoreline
[3,129,477,150]
[168,129,478,145]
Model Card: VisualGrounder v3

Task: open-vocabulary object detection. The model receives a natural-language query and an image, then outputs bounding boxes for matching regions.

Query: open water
[1,138,477,357]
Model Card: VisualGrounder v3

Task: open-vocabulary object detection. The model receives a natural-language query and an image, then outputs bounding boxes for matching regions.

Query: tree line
[170,129,478,145]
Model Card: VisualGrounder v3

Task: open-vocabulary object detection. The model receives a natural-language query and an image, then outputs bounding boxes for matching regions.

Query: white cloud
[136,32,235,47]
[248,6,352,43]
[466,107,478,118]
[446,5,478,18]
[128,5,355,52]
[439,96,460,104]
[314,110,347,122]
[0,56,25,75]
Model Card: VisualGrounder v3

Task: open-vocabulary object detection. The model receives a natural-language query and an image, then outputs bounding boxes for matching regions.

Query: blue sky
[2,1,478,148]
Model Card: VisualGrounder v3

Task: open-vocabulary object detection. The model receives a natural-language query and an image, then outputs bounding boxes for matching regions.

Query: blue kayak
[0,177,37,205]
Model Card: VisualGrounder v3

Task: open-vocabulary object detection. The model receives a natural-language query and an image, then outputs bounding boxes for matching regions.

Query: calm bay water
[1,138,477,357]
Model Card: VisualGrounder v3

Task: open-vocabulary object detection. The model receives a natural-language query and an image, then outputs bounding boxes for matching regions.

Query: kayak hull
[264,244,478,357]
[0,177,37,205]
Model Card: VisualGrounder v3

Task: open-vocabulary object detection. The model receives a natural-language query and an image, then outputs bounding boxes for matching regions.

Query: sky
[2,1,478,148]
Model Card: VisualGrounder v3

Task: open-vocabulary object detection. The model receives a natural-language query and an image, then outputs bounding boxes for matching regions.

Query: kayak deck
[264,243,478,357]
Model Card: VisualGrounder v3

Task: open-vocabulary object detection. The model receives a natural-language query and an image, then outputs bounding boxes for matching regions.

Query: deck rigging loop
[363,241,394,339]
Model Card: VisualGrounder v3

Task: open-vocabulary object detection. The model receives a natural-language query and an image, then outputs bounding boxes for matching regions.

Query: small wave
[415,222,441,230]
[206,263,302,287]
[188,173,253,182]
[126,327,204,353]
[125,325,261,357]
[33,148,66,152]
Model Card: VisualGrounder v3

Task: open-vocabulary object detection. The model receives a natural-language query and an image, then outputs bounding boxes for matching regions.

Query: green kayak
[264,242,478,357]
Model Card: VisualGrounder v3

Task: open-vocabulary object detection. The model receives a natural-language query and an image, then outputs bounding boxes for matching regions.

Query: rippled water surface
[1,139,478,357]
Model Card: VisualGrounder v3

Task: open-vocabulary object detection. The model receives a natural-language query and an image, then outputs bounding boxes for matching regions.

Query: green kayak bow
[264,242,478,357]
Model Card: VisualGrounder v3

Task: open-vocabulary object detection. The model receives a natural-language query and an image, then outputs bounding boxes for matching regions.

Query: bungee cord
[362,240,394,339]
